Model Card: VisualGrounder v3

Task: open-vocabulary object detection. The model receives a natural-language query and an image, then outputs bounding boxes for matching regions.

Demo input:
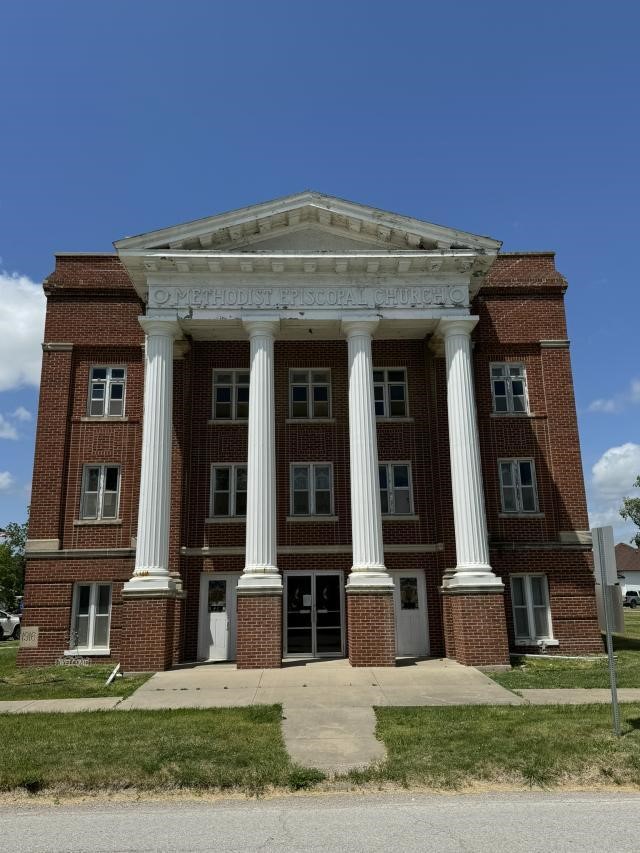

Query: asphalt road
[2,791,639,852]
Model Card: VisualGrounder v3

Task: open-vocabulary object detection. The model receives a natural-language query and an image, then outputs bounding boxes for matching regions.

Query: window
[511,575,552,642]
[71,583,112,651]
[379,463,413,515]
[289,369,331,419]
[211,465,247,517]
[80,465,120,520]
[88,367,126,417]
[373,369,408,417]
[490,363,528,413]
[499,459,539,513]
[213,370,249,420]
[290,464,333,516]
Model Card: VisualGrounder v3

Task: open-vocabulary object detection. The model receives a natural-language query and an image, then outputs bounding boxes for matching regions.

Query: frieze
[148,283,469,310]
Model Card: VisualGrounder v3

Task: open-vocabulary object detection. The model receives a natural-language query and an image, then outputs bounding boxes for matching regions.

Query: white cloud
[0,415,18,440]
[0,471,15,492]
[0,271,45,391]
[589,443,640,542]
[588,378,640,414]
[12,406,32,422]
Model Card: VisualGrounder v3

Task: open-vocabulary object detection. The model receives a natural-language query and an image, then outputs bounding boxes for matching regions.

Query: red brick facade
[347,593,396,667]
[17,250,603,671]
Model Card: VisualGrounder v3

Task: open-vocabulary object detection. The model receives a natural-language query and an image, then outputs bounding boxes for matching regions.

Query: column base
[120,593,185,672]
[122,573,181,598]
[442,588,510,668]
[236,591,282,669]
[347,590,396,667]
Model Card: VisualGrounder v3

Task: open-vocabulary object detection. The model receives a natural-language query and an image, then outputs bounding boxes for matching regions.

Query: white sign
[149,283,469,311]
[19,626,39,648]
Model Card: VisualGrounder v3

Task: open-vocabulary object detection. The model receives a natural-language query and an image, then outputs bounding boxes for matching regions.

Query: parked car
[623,591,640,608]
[0,609,20,640]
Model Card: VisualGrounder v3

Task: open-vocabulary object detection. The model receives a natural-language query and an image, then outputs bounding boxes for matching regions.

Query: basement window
[510,574,553,643]
[70,583,112,652]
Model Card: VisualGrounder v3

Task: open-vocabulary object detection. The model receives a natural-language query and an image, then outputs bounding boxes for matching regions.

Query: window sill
[208,419,248,426]
[376,417,414,423]
[73,519,123,526]
[382,514,420,522]
[489,412,536,419]
[498,512,545,519]
[205,517,245,524]
[286,515,339,523]
[515,638,559,647]
[63,648,111,656]
[285,418,336,425]
[80,416,129,423]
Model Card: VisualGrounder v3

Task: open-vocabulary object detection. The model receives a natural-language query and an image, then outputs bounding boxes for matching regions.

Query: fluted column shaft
[124,317,179,595]
[439,317,502,590]
[239,318,282,592]
[342,320,393,590]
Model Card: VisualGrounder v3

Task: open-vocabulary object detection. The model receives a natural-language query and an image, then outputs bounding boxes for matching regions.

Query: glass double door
[285,572,344,657]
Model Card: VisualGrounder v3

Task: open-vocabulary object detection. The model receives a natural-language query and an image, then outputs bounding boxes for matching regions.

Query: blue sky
[0,1,638,541]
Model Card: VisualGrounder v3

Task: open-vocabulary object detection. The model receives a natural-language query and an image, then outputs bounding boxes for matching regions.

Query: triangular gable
[114,191,501,254]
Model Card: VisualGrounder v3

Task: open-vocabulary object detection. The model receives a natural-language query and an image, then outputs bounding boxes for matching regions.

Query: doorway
[198,573,238,661]
[391,570,429,657]
[284,572,345,658]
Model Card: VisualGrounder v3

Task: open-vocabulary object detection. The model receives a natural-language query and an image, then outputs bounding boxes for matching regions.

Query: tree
[621,476,640,549]
[0,519,28,612]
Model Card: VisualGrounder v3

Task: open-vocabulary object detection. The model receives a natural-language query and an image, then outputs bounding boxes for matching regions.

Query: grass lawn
[349,704,640,789]
[0,706,319,794]
[0,642,150,700]
[490,610,640,690]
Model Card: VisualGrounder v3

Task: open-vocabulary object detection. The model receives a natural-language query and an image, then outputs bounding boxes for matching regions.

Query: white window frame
[289,462,334,516]
[379,462,414,515]
[69,582,112,653]
[490,362,529,414]
[498,458,539,514]
[80,464,121,520]
[373,367,409,418]
[212,369,250,421]
[510,574,554,643]
[210,464,247,517]
[87,366,127,417]
[288,369,332,419]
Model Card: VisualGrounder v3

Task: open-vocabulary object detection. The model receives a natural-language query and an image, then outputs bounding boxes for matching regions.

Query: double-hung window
[490,363,528,413]
[290,463,333,516]
[88,367,126,417]
[511,575,553,642]
[373,369,408,417]
[71,583,112,652]
[379,463,413,515]
[213,370,249,420]
[289,369,331,419]
[80,465,120,520]
[211,464,247,517]
[499,459,539,513]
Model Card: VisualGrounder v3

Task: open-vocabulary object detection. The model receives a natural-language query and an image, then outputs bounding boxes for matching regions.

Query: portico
[114,192,508,669]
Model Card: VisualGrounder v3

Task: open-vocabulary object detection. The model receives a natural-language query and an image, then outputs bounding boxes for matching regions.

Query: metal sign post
[592,525,621,736]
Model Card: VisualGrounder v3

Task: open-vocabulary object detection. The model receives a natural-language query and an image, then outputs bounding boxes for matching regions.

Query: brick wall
[19,251,601,668]
[347,592,396,666]
[448,592,510,667]
[236,594,282,669]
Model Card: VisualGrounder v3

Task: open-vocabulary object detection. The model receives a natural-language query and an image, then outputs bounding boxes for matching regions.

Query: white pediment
[115,191,501,254]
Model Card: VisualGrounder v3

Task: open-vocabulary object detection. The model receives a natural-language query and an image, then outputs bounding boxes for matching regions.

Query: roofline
[55,252,117,257]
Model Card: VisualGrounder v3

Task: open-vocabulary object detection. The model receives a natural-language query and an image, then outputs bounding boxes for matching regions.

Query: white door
[392,571,429,657]
[198,575,237,661]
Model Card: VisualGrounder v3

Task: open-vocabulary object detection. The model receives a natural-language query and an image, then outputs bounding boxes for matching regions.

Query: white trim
[198,572,240,661]
[64,648,110,657]
[510,573,554,644]
[390,569,429,657]
[289,462,335,517]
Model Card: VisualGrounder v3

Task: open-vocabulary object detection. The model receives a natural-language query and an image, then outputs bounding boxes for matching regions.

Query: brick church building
[18,192,602,671]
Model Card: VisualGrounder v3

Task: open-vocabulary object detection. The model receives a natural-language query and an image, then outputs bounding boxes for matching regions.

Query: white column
[342,319,393,591]
[438,317,502,591]
[238,318,282,592]
[124,317,179,596]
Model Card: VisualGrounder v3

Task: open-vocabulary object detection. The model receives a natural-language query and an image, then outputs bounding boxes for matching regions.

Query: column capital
[242,317,280,339]
[139,316,181,338]
[436,316,479,339]
[341,318,379,339]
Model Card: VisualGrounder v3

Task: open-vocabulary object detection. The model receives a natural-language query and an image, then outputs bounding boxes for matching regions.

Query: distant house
[616,543,640,594]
